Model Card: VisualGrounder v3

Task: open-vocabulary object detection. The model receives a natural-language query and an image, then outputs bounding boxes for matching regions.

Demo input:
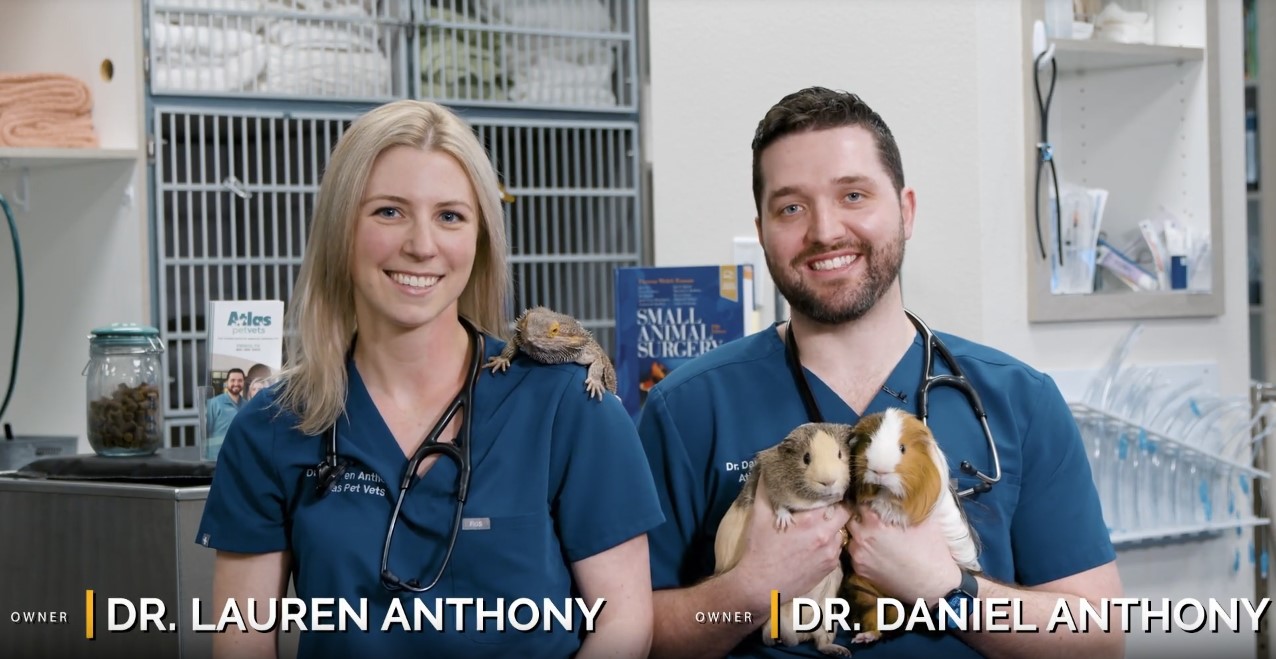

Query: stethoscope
[313,317,483,592]
[784,309,1002,498]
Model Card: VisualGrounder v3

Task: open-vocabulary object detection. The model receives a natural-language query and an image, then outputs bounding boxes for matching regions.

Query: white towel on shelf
[505,39,613,71]
[508,82,616,107]
[150,0,271,93]
[504,39,616,107]
[152,43,270,92]
[473,0,619,107]
[149,0,394,97]
[151,23,263,57]
[256,0,393,97]
[282,0,377,14]
[150,16,269,92]
[507,58,615,107]
[267,20,380,51]
[477,0,612,31]
[260,44,391,97]
[151,0,265,10]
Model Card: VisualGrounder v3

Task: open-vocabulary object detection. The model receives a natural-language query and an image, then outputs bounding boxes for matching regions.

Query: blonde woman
[197,100,661,658]
[243,363,272,400]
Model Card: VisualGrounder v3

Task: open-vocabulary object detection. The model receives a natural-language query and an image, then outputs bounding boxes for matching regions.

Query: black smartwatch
[934,569,978,630]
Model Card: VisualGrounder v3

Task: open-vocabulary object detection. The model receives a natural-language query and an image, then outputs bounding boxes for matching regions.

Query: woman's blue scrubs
[196,334,665,657]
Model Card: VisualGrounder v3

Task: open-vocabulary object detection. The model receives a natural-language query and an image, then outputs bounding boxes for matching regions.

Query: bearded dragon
[484,306,618,400]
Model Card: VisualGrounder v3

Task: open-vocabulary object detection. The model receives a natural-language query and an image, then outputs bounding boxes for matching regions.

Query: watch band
[952,568,978,599]
[935,569,978,630]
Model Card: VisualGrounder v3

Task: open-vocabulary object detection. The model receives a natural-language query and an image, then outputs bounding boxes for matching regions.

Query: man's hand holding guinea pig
[648,472,852,659]
[848,507,1125,659]
[845,506,962,607]
[729,472,852,605]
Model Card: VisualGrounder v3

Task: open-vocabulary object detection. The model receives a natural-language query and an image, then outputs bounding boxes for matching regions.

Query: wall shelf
[1031,288,1222,323]
[1112,517,1270,548]
[1071,399,1269,552]
[1070,402,1269,479]
[1052,38,1204,75]
[0,147,141,171]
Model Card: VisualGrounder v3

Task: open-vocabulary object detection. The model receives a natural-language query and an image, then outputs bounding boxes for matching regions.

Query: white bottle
[1043,0,1074,39]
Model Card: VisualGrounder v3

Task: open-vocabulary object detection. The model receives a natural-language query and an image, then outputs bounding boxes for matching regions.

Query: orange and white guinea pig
[842,407,981,645]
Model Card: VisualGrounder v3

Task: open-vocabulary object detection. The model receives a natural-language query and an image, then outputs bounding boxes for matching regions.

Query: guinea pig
[714,422,854,656]
[841,407,981,645]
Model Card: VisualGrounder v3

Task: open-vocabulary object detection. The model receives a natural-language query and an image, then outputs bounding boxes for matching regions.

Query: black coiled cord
[1034,49,1063,266]
[0,193,24,424]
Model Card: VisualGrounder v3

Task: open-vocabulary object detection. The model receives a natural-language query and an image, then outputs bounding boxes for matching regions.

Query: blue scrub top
[638,324,1115,658]
[196,334,665,658]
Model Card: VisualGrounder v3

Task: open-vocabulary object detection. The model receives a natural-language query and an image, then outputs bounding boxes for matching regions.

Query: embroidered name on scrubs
[306,466,387,497]
[722,455,757,483]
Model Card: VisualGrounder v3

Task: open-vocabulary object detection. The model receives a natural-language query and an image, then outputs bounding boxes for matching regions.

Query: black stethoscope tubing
[314,317,483,592]
[783,309,1001,498]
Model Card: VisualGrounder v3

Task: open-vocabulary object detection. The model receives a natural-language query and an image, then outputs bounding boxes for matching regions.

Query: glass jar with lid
[84,323,165,457]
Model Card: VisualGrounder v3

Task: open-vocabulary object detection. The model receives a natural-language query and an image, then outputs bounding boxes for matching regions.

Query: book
[614,264,759,421]
[201,300,286,460]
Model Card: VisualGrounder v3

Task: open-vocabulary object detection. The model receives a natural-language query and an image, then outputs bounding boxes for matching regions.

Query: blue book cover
[614,264,756,421]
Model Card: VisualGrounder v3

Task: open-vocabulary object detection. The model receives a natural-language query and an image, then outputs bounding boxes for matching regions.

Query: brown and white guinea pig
[841,407,981,646]
[714,422,854,656]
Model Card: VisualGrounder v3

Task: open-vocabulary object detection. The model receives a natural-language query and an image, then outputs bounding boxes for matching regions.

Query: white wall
[647,1,1259,657]
[647,0,985,335]
[0,161,148,452]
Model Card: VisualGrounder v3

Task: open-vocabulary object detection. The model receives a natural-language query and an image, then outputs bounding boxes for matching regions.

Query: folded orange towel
[0,108,99,148]
[0,73,99,148]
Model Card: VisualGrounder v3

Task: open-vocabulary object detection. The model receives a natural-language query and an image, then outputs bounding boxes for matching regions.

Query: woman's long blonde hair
[276,100,510,435]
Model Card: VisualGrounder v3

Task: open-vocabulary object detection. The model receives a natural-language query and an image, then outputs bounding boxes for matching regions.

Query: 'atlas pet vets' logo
[227,311,273,335]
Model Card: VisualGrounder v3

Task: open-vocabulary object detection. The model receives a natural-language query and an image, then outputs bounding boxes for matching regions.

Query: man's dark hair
[751,87,905,215]
[226,368,246,378]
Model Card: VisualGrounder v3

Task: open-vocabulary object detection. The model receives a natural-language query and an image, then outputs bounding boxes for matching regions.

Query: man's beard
[767,224,905,326]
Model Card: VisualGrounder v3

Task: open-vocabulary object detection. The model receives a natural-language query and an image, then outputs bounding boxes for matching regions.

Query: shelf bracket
[12,166,29,214]
[1032,20,1056,69]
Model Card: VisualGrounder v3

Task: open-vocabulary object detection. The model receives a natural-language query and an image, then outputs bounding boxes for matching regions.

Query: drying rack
[1068,401,1271,548]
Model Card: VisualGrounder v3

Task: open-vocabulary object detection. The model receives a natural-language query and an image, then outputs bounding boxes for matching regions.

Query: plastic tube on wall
[1050,182,1108,295]
[1097,238,1159,291]
[1138,218,1170,290]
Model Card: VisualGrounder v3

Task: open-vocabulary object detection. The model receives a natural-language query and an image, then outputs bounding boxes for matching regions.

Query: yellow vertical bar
[770,589,779,639]
[85,590,94,639]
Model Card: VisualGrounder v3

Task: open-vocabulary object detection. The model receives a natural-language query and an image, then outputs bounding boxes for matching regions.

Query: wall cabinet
[1021,0,1224,323]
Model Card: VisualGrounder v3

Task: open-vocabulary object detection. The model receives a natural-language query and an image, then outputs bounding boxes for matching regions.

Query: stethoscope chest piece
[315,451,348,495]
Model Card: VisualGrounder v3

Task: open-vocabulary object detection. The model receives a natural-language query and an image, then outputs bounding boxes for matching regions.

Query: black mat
[9,453,215,487]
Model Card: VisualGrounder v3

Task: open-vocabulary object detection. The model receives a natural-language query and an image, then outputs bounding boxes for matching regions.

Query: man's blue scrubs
[196,334,665,658]
[638,324,1115,657]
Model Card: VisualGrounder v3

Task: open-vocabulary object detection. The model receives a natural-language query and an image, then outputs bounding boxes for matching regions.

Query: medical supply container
[85,323,165,456]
